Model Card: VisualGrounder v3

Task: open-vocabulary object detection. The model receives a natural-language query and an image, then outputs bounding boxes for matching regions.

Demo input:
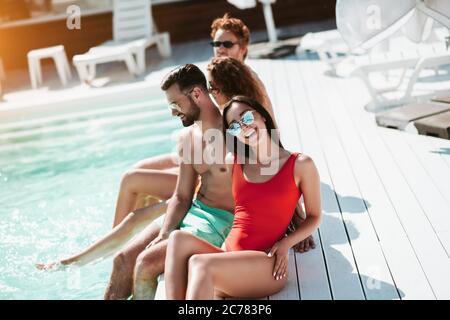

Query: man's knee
[112,250,136,272]
[134,250,163,279]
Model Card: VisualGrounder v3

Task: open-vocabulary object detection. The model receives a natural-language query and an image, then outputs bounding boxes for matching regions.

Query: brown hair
[207,56,264,106]
[210,13,250,59]
[160,64,207,92]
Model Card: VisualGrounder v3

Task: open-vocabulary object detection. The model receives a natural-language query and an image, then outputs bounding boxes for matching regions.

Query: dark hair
[210,13,250,59]
[207,57,264,106]
[160,64,207,92]
[222,95,282,159]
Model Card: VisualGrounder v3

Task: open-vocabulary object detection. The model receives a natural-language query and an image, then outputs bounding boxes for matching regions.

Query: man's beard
[181,95,201,127]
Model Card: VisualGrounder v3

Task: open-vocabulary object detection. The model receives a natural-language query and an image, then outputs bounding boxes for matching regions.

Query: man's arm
[156,129,198,239]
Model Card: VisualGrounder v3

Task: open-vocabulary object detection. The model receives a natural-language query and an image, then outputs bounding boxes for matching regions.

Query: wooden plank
[414,111,450,139]
[276,60,365,300]
[272,59,332,300]
[300,60,399,300]
[336,70,450,299]
[295,230,332,300]
[278,59,335,300]
[428,137,450,168]
[326,62,436,300]
[375,103,450,130]
[402,133,450,207]
[380,129,450,251]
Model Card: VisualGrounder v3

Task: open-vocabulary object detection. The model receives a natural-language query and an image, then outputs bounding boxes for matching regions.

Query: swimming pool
[0,85,180,299]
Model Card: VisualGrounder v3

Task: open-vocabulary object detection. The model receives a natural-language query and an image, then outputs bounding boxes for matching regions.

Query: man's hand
[268,238,290,280]
[146,232,170,249]
[293,235,316,253]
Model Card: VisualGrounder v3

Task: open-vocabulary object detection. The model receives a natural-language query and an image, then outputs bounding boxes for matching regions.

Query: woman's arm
[285,154,322,247]
[269,154,322,279]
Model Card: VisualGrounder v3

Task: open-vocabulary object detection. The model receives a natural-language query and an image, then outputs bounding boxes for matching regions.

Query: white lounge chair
[297,26,448,74]
[336,36,450,111]
[296,29,354,68]
[73,0,171,84]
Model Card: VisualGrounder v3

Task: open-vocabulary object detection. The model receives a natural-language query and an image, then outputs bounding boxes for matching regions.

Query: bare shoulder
[293,153,318,184]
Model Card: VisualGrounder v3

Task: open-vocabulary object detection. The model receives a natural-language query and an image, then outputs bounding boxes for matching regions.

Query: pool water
[0,93,180,299]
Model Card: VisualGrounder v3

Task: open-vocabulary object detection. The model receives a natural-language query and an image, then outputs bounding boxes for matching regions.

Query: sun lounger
[72,0,171,84]
[296,29,357,68]
[432,95,450,103]
[414,110,450,139]
[336,40,450,111]
[375,102,450,130]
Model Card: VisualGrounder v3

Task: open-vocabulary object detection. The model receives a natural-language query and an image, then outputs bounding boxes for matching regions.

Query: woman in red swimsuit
[164,96,322,299]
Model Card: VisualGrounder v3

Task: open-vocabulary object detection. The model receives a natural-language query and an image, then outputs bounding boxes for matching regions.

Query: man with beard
[107,64,235,300]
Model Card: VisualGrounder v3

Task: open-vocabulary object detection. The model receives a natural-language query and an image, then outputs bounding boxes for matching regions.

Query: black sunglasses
[210,41,238,49]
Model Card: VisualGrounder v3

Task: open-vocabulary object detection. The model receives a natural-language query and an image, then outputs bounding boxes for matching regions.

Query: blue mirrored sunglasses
[226,110,255,136]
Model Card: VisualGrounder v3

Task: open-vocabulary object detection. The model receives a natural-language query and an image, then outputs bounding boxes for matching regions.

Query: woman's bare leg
[164,231,287,300]
[113,167,178,227]
[187,251,287,300]
[165,230,224,300]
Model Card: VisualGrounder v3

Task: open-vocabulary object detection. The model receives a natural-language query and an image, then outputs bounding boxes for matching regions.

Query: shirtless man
[104,64,234,299]
[131,64,236,299]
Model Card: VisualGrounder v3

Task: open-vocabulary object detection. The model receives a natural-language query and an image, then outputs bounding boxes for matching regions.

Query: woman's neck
[251,136,285,165]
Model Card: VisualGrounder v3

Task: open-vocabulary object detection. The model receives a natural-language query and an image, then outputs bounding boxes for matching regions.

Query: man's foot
[294,235,316,253]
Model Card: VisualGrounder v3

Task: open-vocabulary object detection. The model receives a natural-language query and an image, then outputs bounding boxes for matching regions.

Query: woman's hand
[268,238,291,280]
[146,231,170,249]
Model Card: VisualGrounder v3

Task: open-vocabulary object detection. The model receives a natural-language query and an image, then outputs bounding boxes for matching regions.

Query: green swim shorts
[154,199,234,247]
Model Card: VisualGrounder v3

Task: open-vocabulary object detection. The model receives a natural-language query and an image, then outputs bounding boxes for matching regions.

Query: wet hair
[222,95,282,159]
[210,13,250,59]
[160,64,207,92]
[207,57,264,106]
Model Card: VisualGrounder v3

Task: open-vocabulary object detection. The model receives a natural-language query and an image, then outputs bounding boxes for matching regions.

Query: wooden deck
[251,57,450,300]
[153,52,450,300]
[2,33,449,300]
